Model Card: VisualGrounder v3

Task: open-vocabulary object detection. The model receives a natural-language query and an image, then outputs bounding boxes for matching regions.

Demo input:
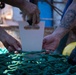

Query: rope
[44,0,63,16]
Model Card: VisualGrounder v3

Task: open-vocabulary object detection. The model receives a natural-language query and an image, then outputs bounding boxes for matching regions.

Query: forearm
[0,26,7,41]
[53,1,76,39]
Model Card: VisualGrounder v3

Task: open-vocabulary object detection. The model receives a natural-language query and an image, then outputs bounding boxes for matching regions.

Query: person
[53,0,73,54]
[0,0,40,51]
[43,0,76,53]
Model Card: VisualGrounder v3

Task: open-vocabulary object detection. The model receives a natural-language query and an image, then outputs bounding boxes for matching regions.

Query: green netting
[0,48,8,54]
[0,48,76,75]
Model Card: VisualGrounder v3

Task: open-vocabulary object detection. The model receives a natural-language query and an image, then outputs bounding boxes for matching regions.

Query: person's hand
[43,34,60,52]
[0,27,21,52]
[1,33,21,52]
[20,1,40,25]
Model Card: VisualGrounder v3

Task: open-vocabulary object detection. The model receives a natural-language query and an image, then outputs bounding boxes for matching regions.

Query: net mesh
[0,48,76,75]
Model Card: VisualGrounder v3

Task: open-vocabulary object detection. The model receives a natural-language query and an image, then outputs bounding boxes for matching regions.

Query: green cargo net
[0,48,76,75]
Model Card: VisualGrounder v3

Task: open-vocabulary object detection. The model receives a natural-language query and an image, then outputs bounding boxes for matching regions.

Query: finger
[8,46,15,52]
[42,50,52,54]
[3,42,9,50]
[16,41,22,50]
[42,40,48,49]
[45,50,50,54]
[42,44,44,49]
[45,46,55,51]
[36,12,40,24]
[13,43,22,51]
[42,43,46,49]
[42,38,47,49]
[44,44,55,51]
[14,51,19,54]
[32,13,36,26]
[8,46,20,53]
[43,38,47,44]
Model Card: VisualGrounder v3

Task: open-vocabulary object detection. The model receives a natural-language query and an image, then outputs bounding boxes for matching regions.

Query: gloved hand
[68,47,76,65]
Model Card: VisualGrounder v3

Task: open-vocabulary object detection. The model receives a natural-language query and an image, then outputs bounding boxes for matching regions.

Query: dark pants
[55,0,73,54]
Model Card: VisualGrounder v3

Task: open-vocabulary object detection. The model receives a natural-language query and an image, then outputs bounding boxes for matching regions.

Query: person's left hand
[43,34,60,53]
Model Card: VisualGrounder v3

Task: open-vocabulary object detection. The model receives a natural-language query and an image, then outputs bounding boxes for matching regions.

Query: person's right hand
[20,1,40,25]
[1,33,21,52]
[43,34,61,52]
[0,27,21,52]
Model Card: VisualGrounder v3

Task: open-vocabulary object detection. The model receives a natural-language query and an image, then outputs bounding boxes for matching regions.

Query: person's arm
[43,0,76,51]
[0,0,25,8]
[53,0,76,39]
[0,26,21,51]
[0,0,40,25]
